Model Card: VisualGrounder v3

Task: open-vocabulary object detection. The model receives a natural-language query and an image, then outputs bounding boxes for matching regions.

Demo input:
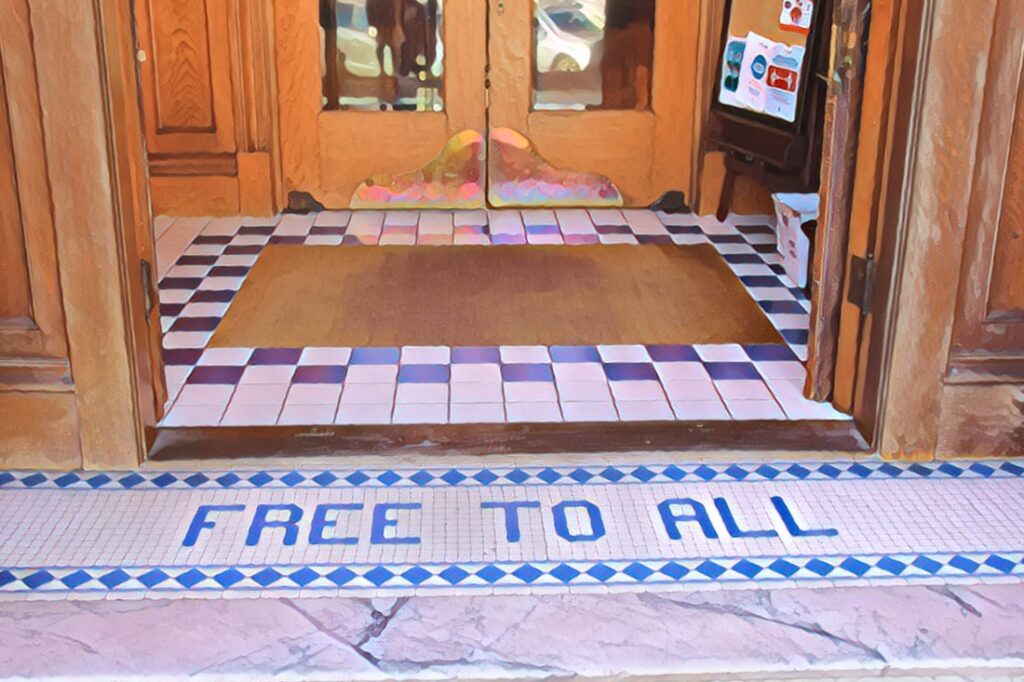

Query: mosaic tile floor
[2,459,1023,600]
[155,209,847,428]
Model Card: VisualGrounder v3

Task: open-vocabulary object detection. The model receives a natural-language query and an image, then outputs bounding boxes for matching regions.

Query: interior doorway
[142,0,880,458]
[278,0,696,209]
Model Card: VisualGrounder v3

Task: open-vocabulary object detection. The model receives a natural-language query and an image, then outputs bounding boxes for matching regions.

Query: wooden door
[277,0,488,208]
[487,0,698,207]
[0,1,77,466]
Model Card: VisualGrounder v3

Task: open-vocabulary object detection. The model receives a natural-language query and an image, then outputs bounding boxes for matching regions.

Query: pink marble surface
[1,584,1023,680]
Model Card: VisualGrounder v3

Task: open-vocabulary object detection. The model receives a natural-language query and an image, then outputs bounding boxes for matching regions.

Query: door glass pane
[320,0,445,112]
[533,0,655,111]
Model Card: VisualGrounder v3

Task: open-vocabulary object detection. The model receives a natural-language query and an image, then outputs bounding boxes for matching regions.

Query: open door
[830,0,921,441]
[113,0,169,432]
[487,0,698,206]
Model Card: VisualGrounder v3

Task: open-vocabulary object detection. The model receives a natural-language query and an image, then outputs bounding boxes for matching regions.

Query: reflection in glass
[533,0,655,111]
[488,128,622,207]
[352,130,486,208]
[320,0,444,112]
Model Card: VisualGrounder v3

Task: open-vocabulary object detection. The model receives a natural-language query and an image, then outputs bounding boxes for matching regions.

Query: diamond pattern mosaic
[2,460,1023,600]
[155,210,842,428]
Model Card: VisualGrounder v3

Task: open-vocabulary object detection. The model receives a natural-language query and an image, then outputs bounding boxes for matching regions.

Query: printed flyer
[723,31,806,124]
[780,0,814,34]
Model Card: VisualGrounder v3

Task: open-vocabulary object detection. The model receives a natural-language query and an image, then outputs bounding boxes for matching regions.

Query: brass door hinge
[847,253,876,315]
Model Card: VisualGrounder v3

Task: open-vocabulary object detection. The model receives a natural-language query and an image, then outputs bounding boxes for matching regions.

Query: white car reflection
[536,4,605,73]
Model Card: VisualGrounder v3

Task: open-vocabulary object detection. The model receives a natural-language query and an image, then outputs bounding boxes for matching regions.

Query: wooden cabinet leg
[716,168,736,222]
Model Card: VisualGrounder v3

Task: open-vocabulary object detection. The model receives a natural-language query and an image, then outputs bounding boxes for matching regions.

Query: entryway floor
[3,456,1022,678]
[155,209,847,428]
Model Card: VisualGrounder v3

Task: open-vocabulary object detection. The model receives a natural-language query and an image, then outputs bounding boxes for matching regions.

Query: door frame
[2,0,160,470]
[100,0,937,466]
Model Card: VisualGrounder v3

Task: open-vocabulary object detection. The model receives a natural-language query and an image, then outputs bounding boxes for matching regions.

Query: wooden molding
[946,355,1024,385]
[150,420,870,462]
[148,152,238,177]
[0,357,73,392]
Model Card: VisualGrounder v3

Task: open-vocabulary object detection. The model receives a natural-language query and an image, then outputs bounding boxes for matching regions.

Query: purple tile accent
[160,303,186,317]
[549,346,601,363]
[759,300,808,315]
[249,348,303,365]
[170,317,220,332]
[208,265,251,277]
[782,329,809,345]
[159,277,203,290]
[564,234,601,245]
[223,245,264,255]
[311,226,348,236]
[239,225,275,236]
[189,290,236,303]
[176,255,218,266]
[193,235,233,245]
[525,224,560,235]
[501,363,554,382]
[791,287,811,301]
[595,224,631,235]
[292,365,348,384]
[724,254,764,265]
[603,363,659,382]
[744,344,799,362]
[636,235,673,245]
[398,364,451,383]
[350,347,401,365]
[705,362,762,381]
[753,243,777,254]
[451,347,501,364]
[163,348,203,366]
[666,225,702,235]
[492,234,527,245]
[269,236,306,245]
[741,275,785,288]
[708,234,746,244]
[186,365,246,385]
[646,345,700,362]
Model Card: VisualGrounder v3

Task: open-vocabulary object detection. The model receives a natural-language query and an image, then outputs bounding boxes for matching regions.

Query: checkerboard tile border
[158,210,826,427]
[1,459,1020,491]
[3,552,1022,597]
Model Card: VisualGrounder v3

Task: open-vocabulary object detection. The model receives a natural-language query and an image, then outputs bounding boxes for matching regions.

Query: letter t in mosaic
[482,501,541,542]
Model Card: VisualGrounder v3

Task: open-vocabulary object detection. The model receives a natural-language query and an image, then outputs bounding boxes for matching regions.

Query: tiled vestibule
[155,209,848,428]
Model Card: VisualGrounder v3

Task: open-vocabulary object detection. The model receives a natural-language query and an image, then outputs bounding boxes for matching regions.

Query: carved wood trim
[148,152,238,177]
[949,0,1024,356]
[0,0,69,360]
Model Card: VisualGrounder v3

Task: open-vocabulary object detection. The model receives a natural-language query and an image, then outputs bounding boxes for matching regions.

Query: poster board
[714,0,820,127]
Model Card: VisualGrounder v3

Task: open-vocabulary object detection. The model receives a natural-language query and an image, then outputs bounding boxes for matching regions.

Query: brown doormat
[210,244,783,348]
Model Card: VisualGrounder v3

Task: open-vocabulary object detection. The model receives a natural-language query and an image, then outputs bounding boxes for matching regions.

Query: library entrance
[279,0,692,209]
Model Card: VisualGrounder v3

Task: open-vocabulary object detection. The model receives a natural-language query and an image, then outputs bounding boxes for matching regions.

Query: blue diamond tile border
[0,460,1019,492]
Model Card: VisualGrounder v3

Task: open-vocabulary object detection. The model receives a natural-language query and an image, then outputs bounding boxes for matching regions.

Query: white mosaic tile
[1,460,1022,600]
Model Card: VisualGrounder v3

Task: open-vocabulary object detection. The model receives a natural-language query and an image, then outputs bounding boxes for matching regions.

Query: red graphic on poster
[780,0,814,35]
[767,65,799,92]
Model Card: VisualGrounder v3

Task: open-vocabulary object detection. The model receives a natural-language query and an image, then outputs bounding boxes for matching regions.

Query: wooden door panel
[950,0,1024,363]
[0,1,68,361]
[986,91,1024,322]
[277,0,487,207]
[135,0,237,154]
[488,0,698,206]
